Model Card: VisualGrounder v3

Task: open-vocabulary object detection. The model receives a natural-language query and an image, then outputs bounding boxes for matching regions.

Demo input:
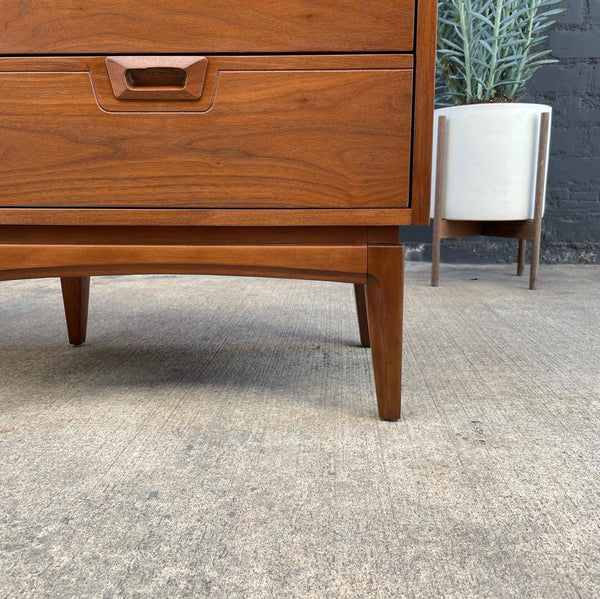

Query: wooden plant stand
[431,112,551,290]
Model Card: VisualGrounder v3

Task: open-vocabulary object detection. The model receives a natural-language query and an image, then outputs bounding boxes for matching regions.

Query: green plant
[437,0,563,105]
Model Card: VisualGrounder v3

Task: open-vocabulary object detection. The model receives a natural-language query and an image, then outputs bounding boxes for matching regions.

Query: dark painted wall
[401,0,600,264]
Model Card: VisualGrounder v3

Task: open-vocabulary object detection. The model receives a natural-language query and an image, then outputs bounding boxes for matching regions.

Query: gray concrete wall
[402,0,600,264]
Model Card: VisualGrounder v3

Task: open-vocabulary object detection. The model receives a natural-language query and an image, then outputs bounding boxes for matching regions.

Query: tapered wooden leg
[354,284,370,347]
[431,115,446,287]
[530,227,542,290]
[431,216,441,287]
[517,239,527,276]
[60,277,90,346]
[530,112,550,291]
[366,246,404,421]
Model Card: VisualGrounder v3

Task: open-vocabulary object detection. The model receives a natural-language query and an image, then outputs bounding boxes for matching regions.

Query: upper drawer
[0,55,413,210]
[1,1,415,54]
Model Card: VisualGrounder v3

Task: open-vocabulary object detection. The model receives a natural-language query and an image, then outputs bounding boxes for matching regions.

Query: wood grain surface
[0,244,367,284]
[354,284,371,348]
[0,208,413,228]
[60,276,90,346]
[0,1,415,54]
[411,0,438,225]
[366,245,405,420]
[0,0,438,420]
[0,226,369,246]
[0,61,412,209]
[0,55,413,114]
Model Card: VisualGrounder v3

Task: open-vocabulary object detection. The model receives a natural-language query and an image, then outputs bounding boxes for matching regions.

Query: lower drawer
[0,56,412,209]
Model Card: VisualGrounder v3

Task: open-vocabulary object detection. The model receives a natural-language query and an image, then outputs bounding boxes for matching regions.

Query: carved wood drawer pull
[106,56,208,101]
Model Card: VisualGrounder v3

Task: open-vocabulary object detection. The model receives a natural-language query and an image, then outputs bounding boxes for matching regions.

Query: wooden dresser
[0,1,436,420]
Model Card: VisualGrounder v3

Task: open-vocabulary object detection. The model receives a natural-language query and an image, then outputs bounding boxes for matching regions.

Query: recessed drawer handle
[106,56,208,101]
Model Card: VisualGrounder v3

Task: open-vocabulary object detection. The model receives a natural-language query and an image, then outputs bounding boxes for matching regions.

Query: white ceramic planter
[430,103,552,221]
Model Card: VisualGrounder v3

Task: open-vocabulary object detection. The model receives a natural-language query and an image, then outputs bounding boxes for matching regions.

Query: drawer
[0,56,413,210]
[1,1,415,54]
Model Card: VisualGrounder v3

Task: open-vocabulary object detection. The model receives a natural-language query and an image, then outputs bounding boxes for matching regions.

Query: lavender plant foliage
[437,0,563,105]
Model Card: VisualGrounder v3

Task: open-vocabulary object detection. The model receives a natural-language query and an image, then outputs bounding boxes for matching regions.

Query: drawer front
[1,1,415,54]
[0,57,413,210]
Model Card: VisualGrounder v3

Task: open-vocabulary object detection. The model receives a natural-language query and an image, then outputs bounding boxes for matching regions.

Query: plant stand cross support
[431,112,551,290]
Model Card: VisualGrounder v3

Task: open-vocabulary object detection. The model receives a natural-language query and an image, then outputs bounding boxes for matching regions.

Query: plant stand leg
[60,276,90,346]
[431,115,446,287]
[530,227,542,291]
[366,245,404,421]
[354,283,370,347]
[517,239,527,276]
[530,112,550,291]
[431,217,442,287]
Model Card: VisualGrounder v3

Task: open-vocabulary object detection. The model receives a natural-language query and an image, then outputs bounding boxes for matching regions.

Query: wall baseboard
[403,240,599,265]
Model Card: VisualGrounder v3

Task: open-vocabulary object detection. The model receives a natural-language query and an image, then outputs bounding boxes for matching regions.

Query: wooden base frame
[0,225,404,421]
[431,113,550,291]
[431,219,542,289]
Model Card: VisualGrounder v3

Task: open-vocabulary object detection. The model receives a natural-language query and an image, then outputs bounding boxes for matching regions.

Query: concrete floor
[0,264,598,598]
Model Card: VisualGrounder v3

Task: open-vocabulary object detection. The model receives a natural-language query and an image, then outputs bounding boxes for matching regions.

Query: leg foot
[366,246,404,421]
[353,284,370,347]
[517,239,527,276]
[60,277,90,346]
